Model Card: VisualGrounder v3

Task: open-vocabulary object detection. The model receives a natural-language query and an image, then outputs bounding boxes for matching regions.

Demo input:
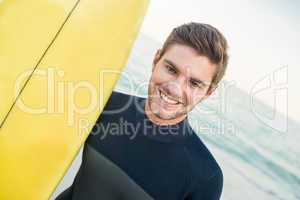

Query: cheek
[151,65,173,84]
[187,90,206,106]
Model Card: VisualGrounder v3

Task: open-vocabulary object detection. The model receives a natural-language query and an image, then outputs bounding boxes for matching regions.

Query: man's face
[147,44,217,121]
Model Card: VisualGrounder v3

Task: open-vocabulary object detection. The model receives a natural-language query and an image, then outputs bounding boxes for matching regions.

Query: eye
[189,80,203,89]
[165,65,177,74]
[189,80,198,88]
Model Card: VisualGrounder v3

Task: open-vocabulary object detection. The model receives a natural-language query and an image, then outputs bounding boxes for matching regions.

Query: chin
[149,100,187,120]
[155,111,177,120]
[147,84,190,121]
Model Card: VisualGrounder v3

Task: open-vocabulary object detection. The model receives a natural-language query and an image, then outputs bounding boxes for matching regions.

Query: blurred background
[52,0,300,199]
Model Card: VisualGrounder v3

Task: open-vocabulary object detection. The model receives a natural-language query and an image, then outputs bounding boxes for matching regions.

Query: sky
[138,0,300,122]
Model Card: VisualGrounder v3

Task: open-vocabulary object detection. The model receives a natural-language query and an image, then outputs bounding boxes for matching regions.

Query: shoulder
[110,90,133,100]
[102,90,142,113]
[184,128,223,183]
[105,90,134,109]
[96,90,145,123]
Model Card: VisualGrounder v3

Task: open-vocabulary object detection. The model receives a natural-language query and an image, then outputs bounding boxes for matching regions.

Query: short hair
[160,22,229,93]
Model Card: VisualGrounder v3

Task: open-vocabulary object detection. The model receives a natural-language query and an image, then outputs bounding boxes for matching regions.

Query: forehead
[161,44,217,83]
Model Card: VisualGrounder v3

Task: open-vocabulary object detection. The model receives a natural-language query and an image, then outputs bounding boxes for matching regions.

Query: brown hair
[160,22,229,93]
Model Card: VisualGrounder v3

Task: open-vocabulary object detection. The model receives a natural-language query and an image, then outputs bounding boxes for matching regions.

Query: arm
[186,169,223,200]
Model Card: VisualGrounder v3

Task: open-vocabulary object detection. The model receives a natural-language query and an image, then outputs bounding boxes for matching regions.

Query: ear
[152,49,162,72]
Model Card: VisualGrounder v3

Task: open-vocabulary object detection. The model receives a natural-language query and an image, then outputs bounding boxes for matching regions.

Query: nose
[166,75,187,102]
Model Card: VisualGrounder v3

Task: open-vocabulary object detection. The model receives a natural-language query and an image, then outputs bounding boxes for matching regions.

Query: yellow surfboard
[0,0,149,199]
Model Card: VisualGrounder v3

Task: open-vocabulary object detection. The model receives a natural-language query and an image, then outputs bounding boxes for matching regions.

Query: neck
[144,98,187,126]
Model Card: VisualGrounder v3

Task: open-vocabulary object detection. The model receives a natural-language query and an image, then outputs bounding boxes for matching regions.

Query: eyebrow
[164,59,209,87]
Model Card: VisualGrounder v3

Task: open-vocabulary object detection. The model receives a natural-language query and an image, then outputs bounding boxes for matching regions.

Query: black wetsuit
[56,91,223,200]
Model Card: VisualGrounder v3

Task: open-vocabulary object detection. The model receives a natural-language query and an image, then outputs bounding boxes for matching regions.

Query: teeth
[159,89,179,105]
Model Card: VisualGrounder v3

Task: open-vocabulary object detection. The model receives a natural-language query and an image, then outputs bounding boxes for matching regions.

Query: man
[56,22,228,200]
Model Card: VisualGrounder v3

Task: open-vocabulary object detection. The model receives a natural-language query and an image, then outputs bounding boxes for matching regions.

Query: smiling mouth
[158,88,182,105]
